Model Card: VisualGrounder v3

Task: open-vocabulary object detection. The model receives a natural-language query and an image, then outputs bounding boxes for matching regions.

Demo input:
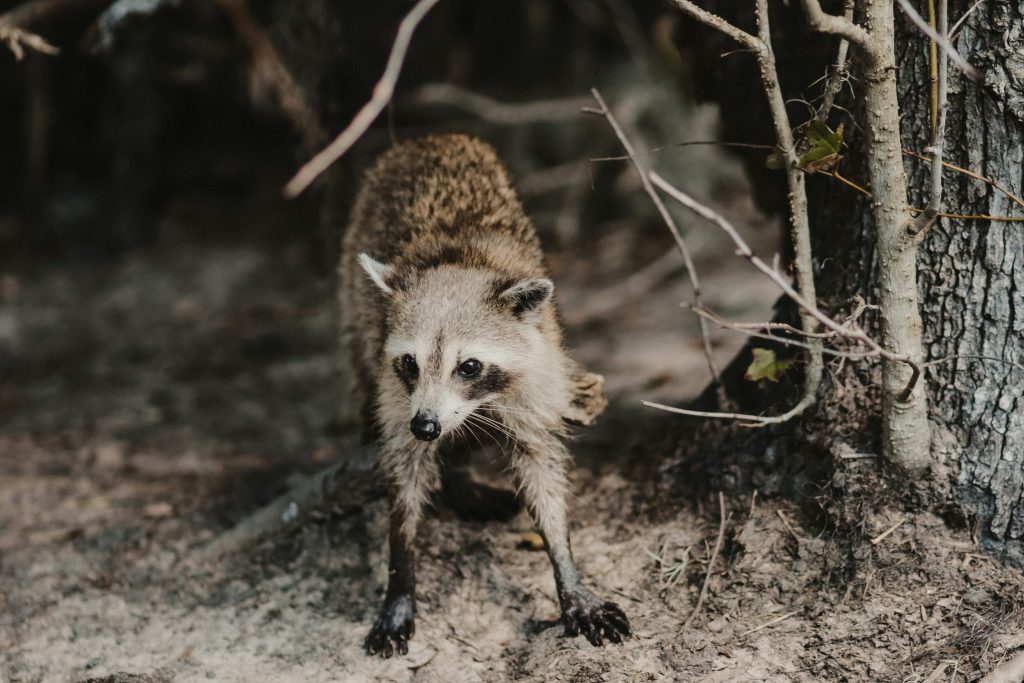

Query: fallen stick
[683,491,727,629]
[738,610,799,637]
[870,517,905,546]
[196,445,379,562]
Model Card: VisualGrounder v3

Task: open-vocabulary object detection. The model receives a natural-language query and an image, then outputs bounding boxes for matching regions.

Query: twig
[588,88,719,383]
[687,304,878,361]
[979,649,1024,683]
[643,399,819,427]
[667,0,759,52]
[738,610,800,637]
[776,509,801,542]
[870,516,905,545]
[406,83,590,125]
[0,0,112,59]
[283,0,441,198]
[796,0,884,65]
[650,172,924,401]
[0,21,58,59]
[948,0,984,40]
[827,167,1024,222]
[815,0,854,122]
[909,0,949,238]
[903,148,1024,210]
[896,0,980,80]
[683,491,727,629]
[752,0,824,416]
[928,0,939,135]
[589,140,774,163]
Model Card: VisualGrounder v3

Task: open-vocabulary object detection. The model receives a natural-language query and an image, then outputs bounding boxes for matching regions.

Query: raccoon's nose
[410,412,441,441]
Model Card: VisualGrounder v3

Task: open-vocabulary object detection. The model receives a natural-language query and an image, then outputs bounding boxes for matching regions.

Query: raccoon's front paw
[365,594,415,658]
[561,592,631,646]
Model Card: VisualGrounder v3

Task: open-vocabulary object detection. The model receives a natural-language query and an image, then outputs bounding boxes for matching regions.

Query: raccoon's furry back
[343,134,546,280]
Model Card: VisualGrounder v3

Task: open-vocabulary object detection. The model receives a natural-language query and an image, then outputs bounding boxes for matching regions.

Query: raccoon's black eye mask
[394,353,419,393]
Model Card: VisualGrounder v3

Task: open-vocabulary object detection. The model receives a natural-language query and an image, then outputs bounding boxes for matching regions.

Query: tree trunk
[901,0,1024,566]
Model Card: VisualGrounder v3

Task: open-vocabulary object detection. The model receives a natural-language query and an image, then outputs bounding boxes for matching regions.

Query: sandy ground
[3,138,1024,683]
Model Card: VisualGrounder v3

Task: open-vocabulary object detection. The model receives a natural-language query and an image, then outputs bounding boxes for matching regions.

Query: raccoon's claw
[365,595,415,658]
[561,595,631,647]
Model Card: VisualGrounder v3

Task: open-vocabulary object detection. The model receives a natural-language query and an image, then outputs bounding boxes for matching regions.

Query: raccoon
[339,134,629,657]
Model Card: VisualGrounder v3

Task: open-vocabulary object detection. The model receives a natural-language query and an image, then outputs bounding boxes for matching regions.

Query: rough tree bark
[905,0,1024,566]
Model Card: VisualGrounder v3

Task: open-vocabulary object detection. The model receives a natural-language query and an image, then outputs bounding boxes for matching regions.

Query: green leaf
[797,120,844,173]
[744,348,792,382]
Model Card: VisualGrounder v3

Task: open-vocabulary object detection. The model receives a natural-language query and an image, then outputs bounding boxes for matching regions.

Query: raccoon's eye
[457,358,482,378]
[401,354,418,375]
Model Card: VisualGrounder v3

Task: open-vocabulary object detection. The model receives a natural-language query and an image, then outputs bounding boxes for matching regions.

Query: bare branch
[0,21,58,59]
[283,0,441,198]
[667,0,760,52]
[902,148,1024,210]
[588,88,719,384]
[796,0,885,65]
[910,0,949,237]
[407,83,591,125]
[948,0,984,40]
[815,0,854,122]
[0,0,110,60]
[682,492,726,628]
[752,0,825,418]
[896,0,981,80]
[644,397,820,427]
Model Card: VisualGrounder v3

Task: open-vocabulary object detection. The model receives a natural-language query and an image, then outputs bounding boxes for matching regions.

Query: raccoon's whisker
[461,416,499,457]
[482,400,529,412]
[481,401,532,416]
[468,411,514,436]
[468,412,522,450]
[466,413,519,453]
[464,414,503,455]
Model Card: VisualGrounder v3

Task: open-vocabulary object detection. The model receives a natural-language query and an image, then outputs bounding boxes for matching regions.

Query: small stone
[143,502,174,519]
[707,616,729,633]
[94,443,126,469]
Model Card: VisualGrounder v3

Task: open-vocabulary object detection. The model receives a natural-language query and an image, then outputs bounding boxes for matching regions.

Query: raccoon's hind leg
[510,433,631,647]
[365,441,438,658]
[438,445,520,522]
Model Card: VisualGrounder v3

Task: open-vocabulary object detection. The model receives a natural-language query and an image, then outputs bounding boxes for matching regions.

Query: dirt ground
[3,132,1024,683]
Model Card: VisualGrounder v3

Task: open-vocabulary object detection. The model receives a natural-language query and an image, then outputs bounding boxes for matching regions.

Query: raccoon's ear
[358,253,395,295]
[497,277,554,315]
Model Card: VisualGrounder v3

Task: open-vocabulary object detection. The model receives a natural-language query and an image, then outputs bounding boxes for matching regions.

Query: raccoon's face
[359,253,555,442]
